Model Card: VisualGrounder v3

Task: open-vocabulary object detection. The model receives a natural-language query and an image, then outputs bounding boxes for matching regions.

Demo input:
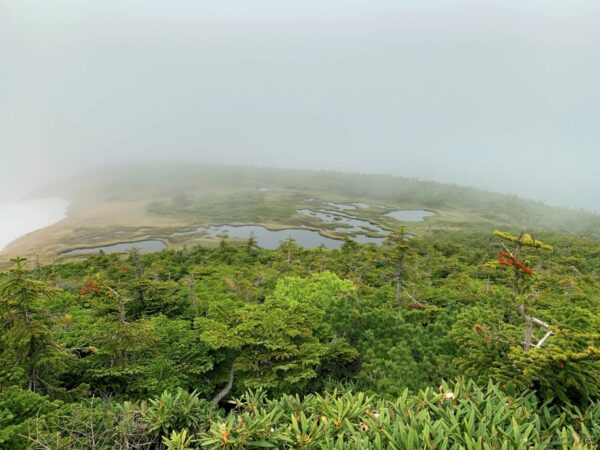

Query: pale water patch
[0,198,70,251]
[322,202,357,210]
[61,239,167,256]
[384,210,436,222]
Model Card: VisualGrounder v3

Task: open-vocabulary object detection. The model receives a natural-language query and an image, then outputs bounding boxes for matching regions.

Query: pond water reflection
[61,239,167,256]
[202,225,343,249]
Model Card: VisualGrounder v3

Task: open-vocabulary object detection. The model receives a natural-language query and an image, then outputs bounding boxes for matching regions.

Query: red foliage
[497,251,533,275]
[80,278,101,295]
[474,323,492,342]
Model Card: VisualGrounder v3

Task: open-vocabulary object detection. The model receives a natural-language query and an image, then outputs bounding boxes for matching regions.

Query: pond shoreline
[1,194,435,267]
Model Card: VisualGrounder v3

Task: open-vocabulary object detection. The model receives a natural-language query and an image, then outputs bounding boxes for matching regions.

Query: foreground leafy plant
[197,380,599,449]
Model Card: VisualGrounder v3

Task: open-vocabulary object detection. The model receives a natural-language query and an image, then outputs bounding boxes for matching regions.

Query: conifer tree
[0,258,67,392]
[494,230,554,350]
[452,231,600,403]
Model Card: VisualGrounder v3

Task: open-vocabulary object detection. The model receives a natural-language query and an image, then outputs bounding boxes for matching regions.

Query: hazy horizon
[16,160,600,215]
[2,1,599,211]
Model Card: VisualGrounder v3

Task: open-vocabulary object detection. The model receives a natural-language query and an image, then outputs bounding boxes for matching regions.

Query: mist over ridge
[2,0,599,211]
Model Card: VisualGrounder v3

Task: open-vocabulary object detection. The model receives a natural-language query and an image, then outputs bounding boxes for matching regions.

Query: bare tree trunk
[129,249,145,306]
[517,303,552,351]
[105,285,128,323]
[131,248,144,279]
[29,367,37,392]
[395,258,404,304]
[212,362,235,405]
[523,316,533,351]
[535,331,553,348]
[35,255,41,279]
[188,274,196,309]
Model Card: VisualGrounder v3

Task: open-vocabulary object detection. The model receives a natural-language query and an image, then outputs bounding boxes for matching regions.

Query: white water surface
[0,198,70,251]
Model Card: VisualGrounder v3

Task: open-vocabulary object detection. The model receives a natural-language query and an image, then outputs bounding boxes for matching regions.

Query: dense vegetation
[1,228,600,448]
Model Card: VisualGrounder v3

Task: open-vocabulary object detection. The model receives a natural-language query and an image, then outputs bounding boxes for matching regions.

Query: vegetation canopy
[1,225,599,449]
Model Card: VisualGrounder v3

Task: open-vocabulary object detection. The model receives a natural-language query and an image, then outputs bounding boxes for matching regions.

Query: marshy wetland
[53,202,434,257]
[5,163,597,266]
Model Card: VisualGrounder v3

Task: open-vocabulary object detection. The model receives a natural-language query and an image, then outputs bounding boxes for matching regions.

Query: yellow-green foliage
[493,230,554,251]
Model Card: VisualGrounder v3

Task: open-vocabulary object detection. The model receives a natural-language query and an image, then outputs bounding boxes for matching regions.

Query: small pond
[202,225,343,249]
[384,210,436,222]
[298,209,389,235]
[322,202,357,210]
[62,239,167,256]
[168,221,388,249]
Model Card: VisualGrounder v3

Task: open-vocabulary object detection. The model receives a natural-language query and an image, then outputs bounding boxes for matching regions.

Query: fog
[1,0,599,210]
[0,198,69,250]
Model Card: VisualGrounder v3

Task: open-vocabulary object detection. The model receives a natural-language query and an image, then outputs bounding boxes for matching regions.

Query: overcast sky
[1,0,599,210]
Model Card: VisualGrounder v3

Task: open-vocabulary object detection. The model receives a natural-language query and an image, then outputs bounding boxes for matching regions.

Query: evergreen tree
[0,258,68,392]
